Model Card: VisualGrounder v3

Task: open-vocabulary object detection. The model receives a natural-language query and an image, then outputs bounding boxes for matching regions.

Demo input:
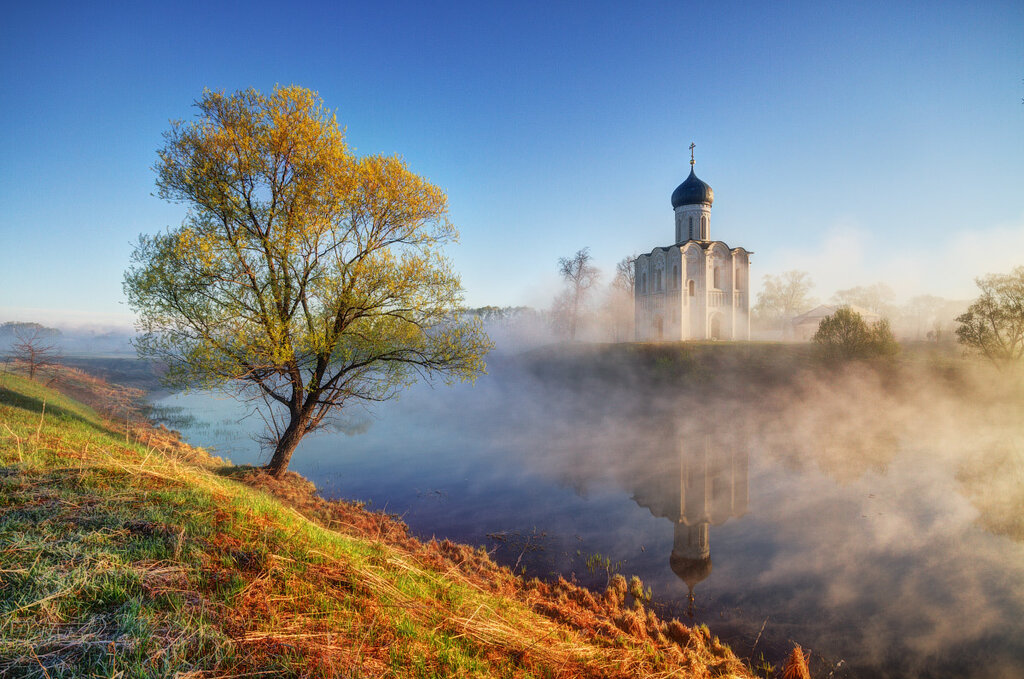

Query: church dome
[670,553,713,590]
[671,169,714,208]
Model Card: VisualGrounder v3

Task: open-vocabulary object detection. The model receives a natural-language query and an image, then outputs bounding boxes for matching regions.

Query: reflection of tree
[630,427,749,616]
[957,439,1024,542]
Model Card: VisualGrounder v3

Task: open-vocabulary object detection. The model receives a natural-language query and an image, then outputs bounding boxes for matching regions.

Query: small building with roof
[635,147,752,341]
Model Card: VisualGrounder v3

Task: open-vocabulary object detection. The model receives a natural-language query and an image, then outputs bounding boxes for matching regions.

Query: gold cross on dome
[689,142,695,167]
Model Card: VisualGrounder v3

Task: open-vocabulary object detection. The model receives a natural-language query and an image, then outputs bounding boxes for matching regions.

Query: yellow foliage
[126,86,491,476]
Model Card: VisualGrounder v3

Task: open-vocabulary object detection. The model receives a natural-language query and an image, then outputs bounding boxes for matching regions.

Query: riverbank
[0,363,775,678]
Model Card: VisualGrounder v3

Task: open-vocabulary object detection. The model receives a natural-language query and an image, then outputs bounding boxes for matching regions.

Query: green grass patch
[0,368,755,678]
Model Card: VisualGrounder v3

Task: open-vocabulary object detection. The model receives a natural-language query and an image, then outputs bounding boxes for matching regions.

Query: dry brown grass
[232,467,755,678]
[2,363,771,678]
[781,645,811,679]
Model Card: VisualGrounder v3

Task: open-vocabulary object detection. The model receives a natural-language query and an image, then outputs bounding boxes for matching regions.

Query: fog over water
[153,345,1024,679]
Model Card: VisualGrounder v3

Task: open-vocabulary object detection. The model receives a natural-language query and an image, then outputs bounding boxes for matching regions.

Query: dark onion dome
[670,553,712,590]
[671,168,714,208]
[671,553,712,618]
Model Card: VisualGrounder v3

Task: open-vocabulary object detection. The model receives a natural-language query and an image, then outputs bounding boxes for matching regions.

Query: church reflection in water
[629,425,749,616]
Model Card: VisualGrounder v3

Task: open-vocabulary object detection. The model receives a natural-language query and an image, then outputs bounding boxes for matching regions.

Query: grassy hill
[0,365,765,678]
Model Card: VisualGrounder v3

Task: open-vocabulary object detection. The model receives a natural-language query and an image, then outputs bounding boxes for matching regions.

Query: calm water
[152,353,1024,678]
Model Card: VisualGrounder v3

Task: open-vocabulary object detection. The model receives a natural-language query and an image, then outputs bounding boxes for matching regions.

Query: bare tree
[831,282,895,316]
[612,254,636,294]
[752,271,816,332]
[899,294,948,339]
[604,254,637,341]
[557,247,601,340]
[9,326,62,381]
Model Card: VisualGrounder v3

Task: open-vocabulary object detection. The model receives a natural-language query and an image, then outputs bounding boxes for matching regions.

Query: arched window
[655,270,663,292]
[673,264,679,288]
[688,279,695,297]
[700,215,708,239]
[713,266,721,289]
[642,272,647,294]
[688,216,694,240]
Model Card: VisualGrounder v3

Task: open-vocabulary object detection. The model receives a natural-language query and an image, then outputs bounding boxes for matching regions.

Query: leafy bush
[812,307,899,361]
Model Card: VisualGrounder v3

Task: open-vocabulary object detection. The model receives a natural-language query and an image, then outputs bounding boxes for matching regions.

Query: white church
[630,426,749,617]
[635,148,752,341]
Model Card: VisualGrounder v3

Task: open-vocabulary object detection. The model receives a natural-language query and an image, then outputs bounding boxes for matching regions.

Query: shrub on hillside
[812,307,899,361]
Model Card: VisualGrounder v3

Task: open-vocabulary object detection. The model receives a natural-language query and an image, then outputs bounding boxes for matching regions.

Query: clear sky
[1,0,1022,327]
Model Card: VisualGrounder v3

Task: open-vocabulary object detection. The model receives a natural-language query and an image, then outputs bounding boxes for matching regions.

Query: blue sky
[1,0,1022,326]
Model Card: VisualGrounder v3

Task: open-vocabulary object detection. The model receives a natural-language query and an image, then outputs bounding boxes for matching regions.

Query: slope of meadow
[0,365,761,678]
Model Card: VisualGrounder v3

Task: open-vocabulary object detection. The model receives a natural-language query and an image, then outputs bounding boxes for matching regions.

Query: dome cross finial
[689,142,695,167]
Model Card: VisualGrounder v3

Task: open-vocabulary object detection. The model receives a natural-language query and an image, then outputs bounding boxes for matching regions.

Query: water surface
[152,352,1024,678]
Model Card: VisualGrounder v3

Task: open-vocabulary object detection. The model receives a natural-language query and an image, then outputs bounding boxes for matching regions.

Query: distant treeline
[461,306,542,323]
[0,321,134,355]
[0,321,61,338]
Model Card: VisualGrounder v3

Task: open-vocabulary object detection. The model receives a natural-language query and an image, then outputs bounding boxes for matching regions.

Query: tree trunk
[570,290,579,340]
[265,415,306,478]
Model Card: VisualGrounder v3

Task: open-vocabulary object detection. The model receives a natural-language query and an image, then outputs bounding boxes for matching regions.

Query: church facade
[629,422,749,616]
[634,154,752,341]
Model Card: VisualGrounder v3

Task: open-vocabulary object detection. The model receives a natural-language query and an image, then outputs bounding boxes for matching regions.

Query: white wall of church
[635,167,750,342]
[636,244,751,342]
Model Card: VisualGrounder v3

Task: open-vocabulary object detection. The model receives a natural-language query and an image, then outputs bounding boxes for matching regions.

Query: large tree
[752,270,816,331]
[955,266,1024,369]
[125,87,491,477]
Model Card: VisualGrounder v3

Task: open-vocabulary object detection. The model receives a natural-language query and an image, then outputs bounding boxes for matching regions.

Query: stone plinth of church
[634,156,752,341]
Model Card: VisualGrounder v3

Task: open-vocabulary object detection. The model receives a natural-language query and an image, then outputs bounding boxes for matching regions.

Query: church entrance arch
[709,313,722,340]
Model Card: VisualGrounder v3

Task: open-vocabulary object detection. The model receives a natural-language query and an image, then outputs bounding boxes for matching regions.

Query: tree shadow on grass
[214,464,261,481]
[0,385,114,438]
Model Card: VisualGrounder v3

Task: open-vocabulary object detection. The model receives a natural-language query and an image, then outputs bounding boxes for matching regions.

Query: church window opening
[688,279,695,297]
[700,215,708,239]
[713,266,722,289]
[673,264,679,288]
[688,216,694,240]
[655,270,663,292]
[642,272,647,294]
